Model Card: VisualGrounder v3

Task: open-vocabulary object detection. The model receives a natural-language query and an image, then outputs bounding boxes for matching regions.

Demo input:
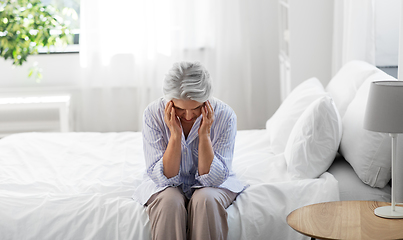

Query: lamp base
[374,206,403,219]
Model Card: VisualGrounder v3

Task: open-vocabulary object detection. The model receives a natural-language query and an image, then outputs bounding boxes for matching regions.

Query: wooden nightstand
[287,201,403,240]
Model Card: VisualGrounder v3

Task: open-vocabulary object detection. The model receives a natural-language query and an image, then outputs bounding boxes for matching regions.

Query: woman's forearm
[198,134,214,176]
[163,134,182,179]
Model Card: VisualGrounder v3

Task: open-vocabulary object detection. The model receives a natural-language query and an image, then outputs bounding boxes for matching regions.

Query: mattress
[0,130,340,240]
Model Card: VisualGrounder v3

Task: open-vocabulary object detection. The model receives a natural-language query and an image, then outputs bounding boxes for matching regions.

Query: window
[375,0,399,78]
[39,0,80,53]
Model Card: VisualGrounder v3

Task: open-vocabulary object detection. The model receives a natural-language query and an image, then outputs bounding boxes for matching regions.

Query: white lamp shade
[364,81,403,133]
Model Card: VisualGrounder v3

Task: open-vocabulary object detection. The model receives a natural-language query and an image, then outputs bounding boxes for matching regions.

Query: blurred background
[0,0,400,135]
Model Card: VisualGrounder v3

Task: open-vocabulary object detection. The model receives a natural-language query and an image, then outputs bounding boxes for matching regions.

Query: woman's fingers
[171,105,176,122]
[206,100,214,121]
[165,101,176,125]
[164,101,182,136]
[199,101,214,136]
[201,102,206,118]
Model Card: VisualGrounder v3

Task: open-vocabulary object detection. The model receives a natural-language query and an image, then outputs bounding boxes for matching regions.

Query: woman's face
[171,99,204,125]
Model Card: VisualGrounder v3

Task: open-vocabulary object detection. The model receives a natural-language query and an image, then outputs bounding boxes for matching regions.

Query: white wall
[0,53,81,87]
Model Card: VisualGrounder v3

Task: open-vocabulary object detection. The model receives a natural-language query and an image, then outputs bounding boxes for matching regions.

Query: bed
[0,60,395,240]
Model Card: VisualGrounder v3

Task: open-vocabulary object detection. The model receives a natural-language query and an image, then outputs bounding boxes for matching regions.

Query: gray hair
[163,61,212,102]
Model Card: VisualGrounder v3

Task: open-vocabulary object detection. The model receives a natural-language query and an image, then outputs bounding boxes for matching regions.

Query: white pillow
[325,60,379,118]
[340,72,398,188]
[285,96,342,179]
[266,77,327,154]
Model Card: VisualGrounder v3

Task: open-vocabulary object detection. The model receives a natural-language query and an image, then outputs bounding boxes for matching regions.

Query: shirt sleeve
[142,105,182,188]
[195,105,237,187]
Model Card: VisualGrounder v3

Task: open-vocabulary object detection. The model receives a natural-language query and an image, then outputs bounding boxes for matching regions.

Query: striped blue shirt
[132,97,246,205]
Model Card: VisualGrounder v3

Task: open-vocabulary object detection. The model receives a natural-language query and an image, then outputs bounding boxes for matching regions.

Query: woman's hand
[198,100,214,136]
[164,101,182,138]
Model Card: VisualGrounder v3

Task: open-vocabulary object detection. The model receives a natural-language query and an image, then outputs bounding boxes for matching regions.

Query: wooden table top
[287,201,403,240]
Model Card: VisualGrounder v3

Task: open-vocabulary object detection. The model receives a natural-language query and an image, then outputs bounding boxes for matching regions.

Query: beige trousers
[146,187,237,240]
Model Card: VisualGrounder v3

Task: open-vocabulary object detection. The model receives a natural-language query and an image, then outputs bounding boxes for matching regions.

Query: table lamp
[364,80,403,218]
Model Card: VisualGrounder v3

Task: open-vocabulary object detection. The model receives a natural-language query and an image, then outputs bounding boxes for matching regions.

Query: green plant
[0,0,71,67]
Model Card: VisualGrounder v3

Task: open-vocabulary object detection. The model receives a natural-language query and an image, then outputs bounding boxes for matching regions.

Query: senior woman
[133,61,245,240]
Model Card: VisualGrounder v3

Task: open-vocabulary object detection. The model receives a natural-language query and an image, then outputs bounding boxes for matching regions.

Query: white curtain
[332,0,376,75]
[78,0,279,132]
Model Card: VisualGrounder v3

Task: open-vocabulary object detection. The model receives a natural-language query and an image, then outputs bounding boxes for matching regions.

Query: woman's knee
[190,187,222,210]
[161,187,186,207]
[148,187,187,215]
[190,187,237,211]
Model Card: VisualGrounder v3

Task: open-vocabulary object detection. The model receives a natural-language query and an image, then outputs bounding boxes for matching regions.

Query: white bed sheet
[0,130,339,240]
